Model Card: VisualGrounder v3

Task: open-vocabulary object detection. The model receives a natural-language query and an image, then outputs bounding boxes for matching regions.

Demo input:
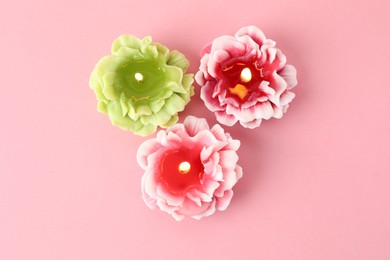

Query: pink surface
[1,0,389,259]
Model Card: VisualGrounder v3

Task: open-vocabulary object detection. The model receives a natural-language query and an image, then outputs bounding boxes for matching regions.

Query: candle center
[116,60,166,101]
[221,59,273,102]
[178,161,191,174]
[134,72,143,82]
[240,67,252,82]
[160,147,204,194]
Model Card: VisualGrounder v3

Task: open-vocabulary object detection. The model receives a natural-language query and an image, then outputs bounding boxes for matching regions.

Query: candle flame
[178,161,191,174]
[240,68,252,82]
[134,72,144,82]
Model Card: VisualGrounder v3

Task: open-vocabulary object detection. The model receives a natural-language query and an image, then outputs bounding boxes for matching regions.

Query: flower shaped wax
[90,35,194,136]
[195,26,297,128]
[137,116,242,220]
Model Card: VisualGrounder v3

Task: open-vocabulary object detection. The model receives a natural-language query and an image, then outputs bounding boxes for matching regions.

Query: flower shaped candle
[90,35,194,136]
[137,116,242,220]
[195,26,298,128]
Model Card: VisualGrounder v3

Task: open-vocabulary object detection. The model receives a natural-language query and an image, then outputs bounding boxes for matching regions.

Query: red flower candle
[137,116,242,220]
[195,26,298,128]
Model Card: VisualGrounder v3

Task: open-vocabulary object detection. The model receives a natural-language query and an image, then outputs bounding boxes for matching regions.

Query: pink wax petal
[215,189,234,211]
[239,118,262,129]
[278,64,298,90]
[183,116,210,137]
[200,42,212,56]
[215,111,238,126]
[235,25,267,46]
[136,139,162,169]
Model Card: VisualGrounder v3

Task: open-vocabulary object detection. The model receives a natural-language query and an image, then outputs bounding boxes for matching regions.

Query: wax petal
[171,212,185,221]
[235,25,267,45]
[200,82,223,112]
[280,91,296,106]
[182,74,195,92]
[210,124,228,142]
[240,118,262,129]
[253,101,274,120]
[207,50,230,78]
[279,64,298,90]
[219,150,239,170]
[111,35,141,53]
[160,114,178,128]
[200,42,212,56]
[226,104,256,122]
[142,175,157,209]
[156,200,178,214]
[167,50,190,71]
[272,105,284,119]
[157,185,185,207]
[211,36,246,57]
[276,48,287,69]
[183,116,210,137]
[97,101,107,113]
[215,189,234,211]
[215,111,238,126]
[192,200,216,220]
[195,71,206,86]
[186,192,203,207]
[137,139,162,169]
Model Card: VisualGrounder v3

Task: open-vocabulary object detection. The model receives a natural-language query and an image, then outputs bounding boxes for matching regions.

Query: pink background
[1,0,390,259]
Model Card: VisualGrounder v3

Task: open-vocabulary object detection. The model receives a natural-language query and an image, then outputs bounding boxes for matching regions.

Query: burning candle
[137,116,243,221]
[89,34,194,136]
[195,25,298,129]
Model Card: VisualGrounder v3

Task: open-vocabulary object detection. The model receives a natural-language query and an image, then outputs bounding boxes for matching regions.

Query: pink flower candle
[195,26,298,128]
[137,116,242,220]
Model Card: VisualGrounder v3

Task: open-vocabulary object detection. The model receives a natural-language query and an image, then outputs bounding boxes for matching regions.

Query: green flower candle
[89,35,194,136]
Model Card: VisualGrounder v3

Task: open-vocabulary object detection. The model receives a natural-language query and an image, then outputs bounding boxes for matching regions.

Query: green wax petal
[114,47,142,59]
[141,36,152,45]
[136,104,152,116]
[119,93,128,117]
[112,35,141,54]
[107,102,135,129]
[141,108,171,126]
[166,81,187,94]
[140,36,152,53]
[165,65,183,83]
[168,94,186,112]
[97,101,107,113]
[156,44,170,61]
[127,103,140,121]
[160,114,178,128]
[150,99,165,113]
[102,72,118,100]
[167,50,189,71]
[161,94,184,115]
[147,45,159,58]
[182,74,194,91]
[95,56,123,79]
[91,81,106,101]
[136,123,157,137]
